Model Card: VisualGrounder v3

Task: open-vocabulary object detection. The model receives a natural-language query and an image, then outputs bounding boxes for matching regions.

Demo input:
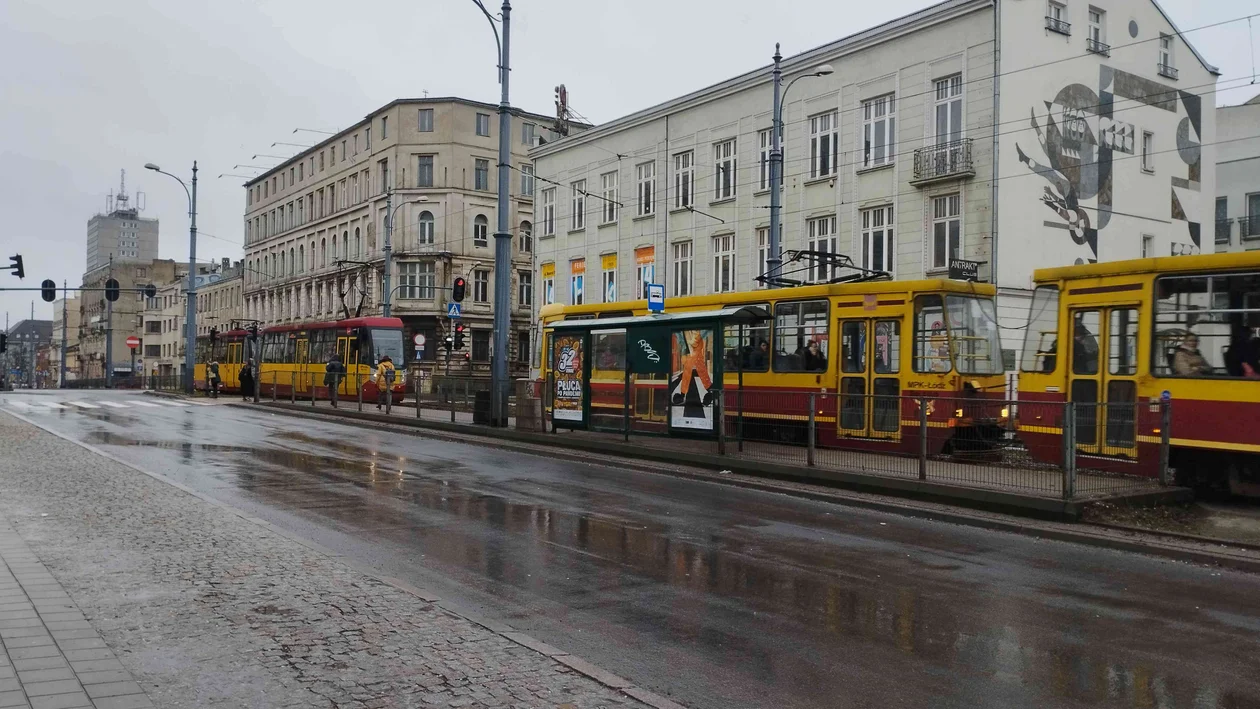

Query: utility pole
[383,189,393,317]
[185,162,198,394]
[767,44,784,287]
[106,255,114,388]
[485,0,513,426]
[29,301,35,389]
[59,281,68,388]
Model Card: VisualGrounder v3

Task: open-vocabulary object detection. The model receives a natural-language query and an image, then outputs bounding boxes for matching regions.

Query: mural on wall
[1014,65,1202,261]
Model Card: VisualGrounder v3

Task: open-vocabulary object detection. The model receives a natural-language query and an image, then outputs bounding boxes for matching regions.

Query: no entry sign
[125,336,140,349]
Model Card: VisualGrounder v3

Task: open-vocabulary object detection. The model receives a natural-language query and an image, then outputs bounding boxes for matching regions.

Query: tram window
[364,328,406,365]
[1020,286,1060,373]
[722,309,770,372]
[874,320,901,374]
[945,296,1003,374]
[1108,308,1139,375]
[773,300,828,372]
[592,330,626,374]
[1071,311,1101,375]
[1154,272,1260,378]
[308,329,333,364]
[913,295,950,373]
[840,321,865,373]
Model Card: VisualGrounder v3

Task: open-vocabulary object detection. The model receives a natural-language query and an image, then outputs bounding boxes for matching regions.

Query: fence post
[807,393,816,467]
[450,382,457,423]
[271,371,277,402]
[330,373,339,408]
[385,371,393,416]
[716,392,726,456]
[918,397,928,481]
[1158,400,1172,486]
[1062,401,1077,500]
[623,368,630,443]
[356,370,363,412]
[311,373,316,408]
[737,386,744,453]
[415,376,422,419]
[290,372,296,404]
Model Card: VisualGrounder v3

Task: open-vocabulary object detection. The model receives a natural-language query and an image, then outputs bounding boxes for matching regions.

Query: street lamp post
[145,161,198,394]
[470,0,512,427]
[767,45,833,287]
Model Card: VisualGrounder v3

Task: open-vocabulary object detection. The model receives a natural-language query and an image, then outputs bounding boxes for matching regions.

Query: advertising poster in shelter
[670,328,716,431]
[552,334,585,423]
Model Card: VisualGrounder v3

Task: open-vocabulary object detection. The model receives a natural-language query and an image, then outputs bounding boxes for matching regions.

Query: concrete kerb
[250,401,1260,576]
[0,409,680,709]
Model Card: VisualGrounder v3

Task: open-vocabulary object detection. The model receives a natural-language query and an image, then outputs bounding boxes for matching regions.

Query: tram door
[1067,307,1139,457]
[295,339,309,395]
[838,318,902,439]
[227,342,242,389]
[336,335,358,396]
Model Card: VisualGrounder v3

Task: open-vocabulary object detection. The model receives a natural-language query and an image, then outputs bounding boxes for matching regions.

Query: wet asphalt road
[4,390,1260,709]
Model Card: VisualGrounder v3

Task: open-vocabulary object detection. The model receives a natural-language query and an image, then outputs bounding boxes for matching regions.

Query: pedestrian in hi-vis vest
[375,356,395,410]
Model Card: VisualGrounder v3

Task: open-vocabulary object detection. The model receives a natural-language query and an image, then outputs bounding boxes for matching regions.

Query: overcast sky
[1,0,1256,323]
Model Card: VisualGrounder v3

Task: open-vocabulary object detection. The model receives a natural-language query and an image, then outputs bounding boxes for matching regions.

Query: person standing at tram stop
[324,355,344,408]
[239,359,255,402]
[207,361,221,399]
[375,355,396,410]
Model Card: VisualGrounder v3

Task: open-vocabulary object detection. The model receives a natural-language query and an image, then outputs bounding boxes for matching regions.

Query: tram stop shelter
[546,305,770,438]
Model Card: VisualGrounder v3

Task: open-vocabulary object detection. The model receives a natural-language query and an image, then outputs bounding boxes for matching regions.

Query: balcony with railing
[1243,216,1260,241]
[1045,16,1071,35]
[1158,63,1179,80]
[1086,38,1110,56]
[1216,218,1234,246]
[912,139,975,186]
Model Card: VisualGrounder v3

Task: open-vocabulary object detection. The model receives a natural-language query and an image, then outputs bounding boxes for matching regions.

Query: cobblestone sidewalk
[0,412,647,708]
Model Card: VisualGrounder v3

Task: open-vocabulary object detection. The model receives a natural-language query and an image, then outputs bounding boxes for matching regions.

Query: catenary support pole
[489,0,513,427]
[184,162,198,394]
[767,44,783,287]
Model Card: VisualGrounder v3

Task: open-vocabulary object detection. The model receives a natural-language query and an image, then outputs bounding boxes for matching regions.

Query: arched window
[245,259,251,284]
[419,212,435,245]
[331,234,338,264]
[289,248,295,276]
[351,229,359,257]
[279,251,285,278]
[320,238,327,268]
[346,230,352,260]
[298,245,304,273]
[519,220,533,253]
[473,215,488,247]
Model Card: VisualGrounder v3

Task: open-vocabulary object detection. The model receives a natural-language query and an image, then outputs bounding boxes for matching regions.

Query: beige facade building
[242,97,586,376]
[195,260,245,338]
[79,259,178,380]
[139,260,243,378]
[1214,93,1260,252]
[50,296,80,385]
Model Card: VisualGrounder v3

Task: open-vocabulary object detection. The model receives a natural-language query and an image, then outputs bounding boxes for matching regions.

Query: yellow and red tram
[258,316,408,401]
[193,328,251,393]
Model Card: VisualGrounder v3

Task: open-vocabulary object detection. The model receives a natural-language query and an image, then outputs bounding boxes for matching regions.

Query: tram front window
[945,296,1003,374]
[366,328,406,365]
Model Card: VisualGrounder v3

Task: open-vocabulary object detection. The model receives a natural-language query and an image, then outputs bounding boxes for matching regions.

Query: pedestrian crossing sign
[447,302,462,319]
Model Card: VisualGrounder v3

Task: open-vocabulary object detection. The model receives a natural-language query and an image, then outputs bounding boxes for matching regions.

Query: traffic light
[451,277,466,303]
[453,323,466,350]
[209,327,218,343]
[40,279,56,303]
[104,278,120,302]
[443,336,453,351]
[143,284,157,300]
[7,255,23,279]
[0,334,6,353]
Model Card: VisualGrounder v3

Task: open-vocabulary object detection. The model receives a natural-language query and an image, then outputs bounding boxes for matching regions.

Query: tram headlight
[1000,406,1010,419]
[954,408,964,419]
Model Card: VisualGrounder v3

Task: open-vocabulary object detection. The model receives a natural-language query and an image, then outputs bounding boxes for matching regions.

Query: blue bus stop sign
[647,283,665,313]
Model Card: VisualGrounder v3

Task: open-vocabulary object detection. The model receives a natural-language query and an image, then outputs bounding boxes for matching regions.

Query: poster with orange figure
[553,334,585,423]
[670,328,716,431]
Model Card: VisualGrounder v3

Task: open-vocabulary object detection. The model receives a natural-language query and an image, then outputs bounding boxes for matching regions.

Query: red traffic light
[451,277,466,303]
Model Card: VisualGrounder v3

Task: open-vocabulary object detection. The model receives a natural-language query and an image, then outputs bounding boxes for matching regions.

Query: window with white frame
[570,180,586,230]
[756,227,771,285]
[809,112,838,178]
[473,214,489,248]
[474,158,490,191]
[674,151,694,209]
[1142,131,1154,173]
[519,221,532,253]
[930,194,962,270]
[1088,8,1105,45]
[1141,234,1154,258]
[862,95,896,168]
[713,139,736,200]
[541,188,556,235]
[807,216,838,282]
[522,123,535,146]
[399,262,435,299]
[637,261,654,299]
[418,211,435,245]
[713,233,736,293]
[416,155,434,187]
[672,242,692,296]
[520,164,534,196]
[601,171,619,223]
[758,127,783,191]
[1047,1,1066,25]
[934,75,963,145]
[861,206,895,275]
[474,269,489,303]
[636,162,655,216]
[571,266,584,305]
[602,266,616,303]
[1159,34,1173,69]
[518,270,533,308]
[476,113,491,137]
[543,268,554,305]
[418,108,434,132]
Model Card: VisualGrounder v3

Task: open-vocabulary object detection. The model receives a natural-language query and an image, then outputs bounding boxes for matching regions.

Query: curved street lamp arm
[152,169,192,212]
[469,0,503,67]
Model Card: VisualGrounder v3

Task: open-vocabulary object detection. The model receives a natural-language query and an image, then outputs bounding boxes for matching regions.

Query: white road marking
[157,400,190,407]
[36,401,68,409]
[98,401,129,409]
[66,401,100,409]
[125,400,162,408]
[7,401,36,411]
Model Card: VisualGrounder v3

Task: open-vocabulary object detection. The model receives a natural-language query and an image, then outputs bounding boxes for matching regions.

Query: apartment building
[1214,93,1260,252]
[532,0,1217,365]
[194,260,245,338]
[139,261,243,378]
[50,296,80,386]
[242,97,586,376]
[86,174,159,273]
[79,259,178,380]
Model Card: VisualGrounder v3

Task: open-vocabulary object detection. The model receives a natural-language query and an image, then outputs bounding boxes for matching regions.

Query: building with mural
[1214,93,1260,252]
[531,0,1217,366]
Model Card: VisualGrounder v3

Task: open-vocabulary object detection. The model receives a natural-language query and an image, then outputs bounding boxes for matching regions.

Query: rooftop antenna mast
[114,169,131,212]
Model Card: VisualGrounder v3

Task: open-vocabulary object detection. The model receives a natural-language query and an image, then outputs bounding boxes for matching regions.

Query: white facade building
[1214,93,1260,251]
[532,0,1217,366]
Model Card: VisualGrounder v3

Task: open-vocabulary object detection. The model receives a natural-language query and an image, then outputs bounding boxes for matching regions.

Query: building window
[809,112,838,178]
[542,266,555,305]
[602,264,617,303]
[475,158,490,190]
[636,162,655,216]
[601,171,619,223]
[418,108,434,132]
[418,211,435,245]
[399,262,435,299]
[380,115,388,140]
[862,95,896,168]
[807,216,838,282]
[522,123,535,146]
[520,164,534,196]
[713,139,736,200]
[758,128,773,191]
[541,188,556,235]
[672,242,692,297]
[1087,9,1107,52]
[756,227,774,285]
[934,75,963,145]
[1046,1,1069,34]
[474,269,489,303]
[476,113,491,137]
[518,270,533,308]
[472,330,490,362]
[931,194,962,270]
[298,163,304,181]
[365,127,371,149]
[417,155,434,187]
[571,180,586,230]
[473,214,489,248]
[519,221,532,253]
[674,151,694,209]
[861,206,895,275]
[571,262,585,305]
[1141,234,1154,258]
[1158,34,1175,74]
[517,331,530,364]
[636,256,654,299]
[713,234,736,293]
